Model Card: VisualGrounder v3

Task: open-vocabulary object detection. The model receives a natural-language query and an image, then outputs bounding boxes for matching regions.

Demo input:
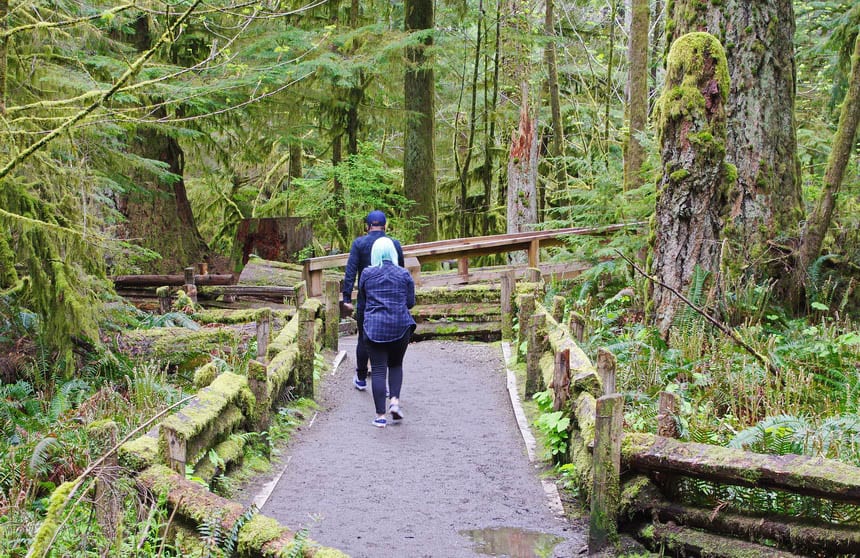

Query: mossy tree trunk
[796,32,860,295]
[623,0,650,191]
[669,0,803,285]
[543,0,565,204]
[651,32,729,337]
[115,15,208,274]
[404,0,438,243]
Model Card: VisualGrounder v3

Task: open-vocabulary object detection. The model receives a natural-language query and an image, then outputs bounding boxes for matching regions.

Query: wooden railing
[302,223,641,296]
[510,277,860,556]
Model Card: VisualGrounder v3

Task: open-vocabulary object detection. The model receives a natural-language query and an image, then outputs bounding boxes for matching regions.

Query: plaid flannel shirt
[359,261,416,343]
[342,230,404,304]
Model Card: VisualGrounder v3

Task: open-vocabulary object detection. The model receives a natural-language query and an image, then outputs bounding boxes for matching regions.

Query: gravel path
[258,336,586,557]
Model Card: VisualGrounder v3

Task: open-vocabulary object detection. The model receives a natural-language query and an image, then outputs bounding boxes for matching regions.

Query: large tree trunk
[670,0,803,283]
[115,15,208,274]
[623,0,649,191]
[543,0,566,205]
[507,82,539,264]
[651,33,729,337]
[404,0,438,243]
[796,32,860,290]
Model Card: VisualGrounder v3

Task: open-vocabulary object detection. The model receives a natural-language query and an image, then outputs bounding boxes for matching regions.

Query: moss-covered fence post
[525,267,541,283]
[157,285,171,314]
[247,359,270,434]
[295,280,307,308]
[597,348,617,395]
[500,270,516,340]
[516,292,535,361]
[550,295,565,323]
[552,348,570,412]
[296,303,316,398]
[163,426,187,474]
[525,312,547,397]
[89,420,120,540]
[657,391,680,438]
[568,310,585,343]
[589,393,623,553]
[256,308,271,364]
[324,279,340,351]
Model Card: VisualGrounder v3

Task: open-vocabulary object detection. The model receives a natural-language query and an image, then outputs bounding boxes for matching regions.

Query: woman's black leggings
[366,331,411,415]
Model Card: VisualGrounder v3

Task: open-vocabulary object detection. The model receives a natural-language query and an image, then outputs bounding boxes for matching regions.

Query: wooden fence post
[552,348,570,412]
[295,280,307,308]
[550,295,565,323]
[162,425,187,475]
[256,308,271,364]
[196,262,208,276]
[247,360,270,437]
[157,286,171,314]
[517,293,535,360]
[324,280,339,351]
[525,267,542,283]
[296,304,315,398]
[184,266,197,303]
[597,348,617,395]
[525,313,546,397]
[589,393,623,553]
[500,270,516,340]
[569,311,585,343]
[90,421,120,540]
[657,391,681,438]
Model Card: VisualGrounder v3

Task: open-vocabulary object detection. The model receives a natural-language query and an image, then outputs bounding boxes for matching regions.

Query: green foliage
[532,390,570,460]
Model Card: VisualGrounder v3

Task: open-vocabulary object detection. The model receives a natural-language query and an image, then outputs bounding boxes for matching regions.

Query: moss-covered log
[192,308,292,325]
[118,426,161,471]
[637,521,806,558]
[415,284,501,305]
[117,326,243,371]
[412,320,502,341]
[159,372,254,471]
[623,433,860,504]
[138,465,347,557]
[410,302,501,322]
[627,483,860,555]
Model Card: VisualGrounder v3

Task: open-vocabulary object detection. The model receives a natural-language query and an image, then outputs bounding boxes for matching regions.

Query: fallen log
[112,273,235,287]
[637,521,806,558]
[626,483,860,555]
[623,433,860,504]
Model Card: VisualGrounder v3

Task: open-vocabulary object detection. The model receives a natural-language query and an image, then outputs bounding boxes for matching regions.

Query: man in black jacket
[341,210,405,390]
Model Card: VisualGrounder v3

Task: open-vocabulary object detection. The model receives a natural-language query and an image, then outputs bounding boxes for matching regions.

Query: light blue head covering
[370,237,398,267]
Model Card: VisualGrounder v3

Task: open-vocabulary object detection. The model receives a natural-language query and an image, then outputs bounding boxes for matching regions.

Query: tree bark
[796,32,860,289]
[506,83,539,264]
[544,0,565,196]
[404,0,438,243]
[623,0,649,191]
[670,0,803,283]
[651,32,728,336]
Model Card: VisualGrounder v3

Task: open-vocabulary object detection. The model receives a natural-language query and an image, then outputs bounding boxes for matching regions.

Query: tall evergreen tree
[669,0,804,282]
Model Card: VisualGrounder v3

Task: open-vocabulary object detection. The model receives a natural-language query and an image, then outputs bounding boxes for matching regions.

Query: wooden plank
[303,223,642,271]
[410,302,500,321]
[623,433,860,504]
[638,522,807,558]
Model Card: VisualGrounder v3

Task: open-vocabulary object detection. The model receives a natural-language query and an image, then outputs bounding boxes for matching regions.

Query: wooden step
[411,302,500,322]
[412,320,502,341]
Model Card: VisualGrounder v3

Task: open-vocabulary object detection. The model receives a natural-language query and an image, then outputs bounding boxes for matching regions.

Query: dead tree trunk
[506,82,539,264]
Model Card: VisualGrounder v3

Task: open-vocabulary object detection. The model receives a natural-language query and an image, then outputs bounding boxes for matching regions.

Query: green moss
[724,162,738,184]
[415,285,500,305]
[238,515,284,555]
[193,308,290,325]
[118,432,160,470]
[27,480,77,558]
[194,363,219,388]
[669,168,691,182]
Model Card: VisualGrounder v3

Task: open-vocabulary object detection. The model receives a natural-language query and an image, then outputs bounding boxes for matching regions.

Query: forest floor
[234,335,589,558]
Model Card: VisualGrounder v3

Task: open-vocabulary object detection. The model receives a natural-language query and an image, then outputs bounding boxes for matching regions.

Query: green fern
[27,437,59,477]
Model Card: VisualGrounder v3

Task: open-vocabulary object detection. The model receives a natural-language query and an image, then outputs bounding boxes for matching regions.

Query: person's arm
[394,239,405,267]
[404,272,415,309]
[342,239,360,303]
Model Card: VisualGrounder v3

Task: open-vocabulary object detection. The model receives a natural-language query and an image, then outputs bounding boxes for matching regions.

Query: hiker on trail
[358,236,416,428]
[342,210,405,393]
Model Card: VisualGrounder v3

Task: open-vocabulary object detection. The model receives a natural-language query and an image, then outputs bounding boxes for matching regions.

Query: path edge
[501,341,566,518]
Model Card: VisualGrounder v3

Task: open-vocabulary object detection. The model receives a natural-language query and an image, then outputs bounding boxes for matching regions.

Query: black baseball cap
[365,210,387,226]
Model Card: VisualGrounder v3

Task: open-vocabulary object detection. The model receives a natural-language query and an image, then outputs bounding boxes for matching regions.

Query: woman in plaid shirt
[358,237,417,428]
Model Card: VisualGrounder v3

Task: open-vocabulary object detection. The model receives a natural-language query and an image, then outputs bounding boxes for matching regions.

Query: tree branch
[616,250,782,378]
[0,0,205,181]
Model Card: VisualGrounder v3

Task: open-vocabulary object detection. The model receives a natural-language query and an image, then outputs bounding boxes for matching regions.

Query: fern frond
[28,436,58,477]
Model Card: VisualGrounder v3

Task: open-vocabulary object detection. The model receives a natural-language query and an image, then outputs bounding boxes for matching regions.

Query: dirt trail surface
[257,336,586,557]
